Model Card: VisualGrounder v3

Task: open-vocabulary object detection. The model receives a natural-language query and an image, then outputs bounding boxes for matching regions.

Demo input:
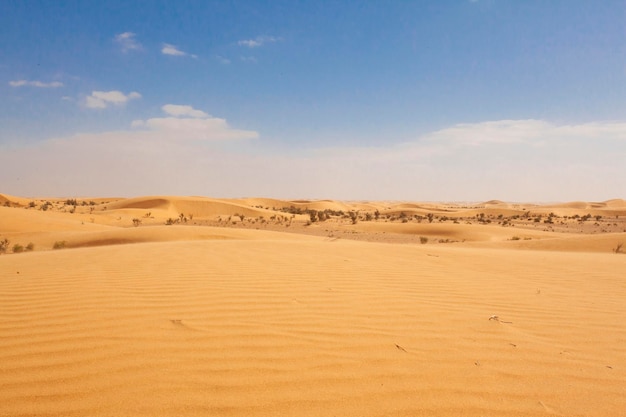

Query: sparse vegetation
[0,238,10,254]
[614,242,624,254]
[26,242,35,251]
[132,218,142,227]
[53,241,66,250]
[420,236,428,244]
[12,244,24,253]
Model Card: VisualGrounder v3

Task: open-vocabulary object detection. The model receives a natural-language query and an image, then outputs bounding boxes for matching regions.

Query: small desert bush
[614,242,624,254]
[26,242,35,251]
[53,241,66,250]
[132,218,142,227]
[0,238,9,254]
[510,236,521,241]
[12,244,24,253]
[419,236,428,244]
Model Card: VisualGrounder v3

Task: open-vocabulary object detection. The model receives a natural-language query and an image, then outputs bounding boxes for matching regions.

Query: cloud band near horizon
[0,114,623,201]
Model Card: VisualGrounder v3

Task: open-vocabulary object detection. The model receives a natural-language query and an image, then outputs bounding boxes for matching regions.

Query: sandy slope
[1,195,625,416]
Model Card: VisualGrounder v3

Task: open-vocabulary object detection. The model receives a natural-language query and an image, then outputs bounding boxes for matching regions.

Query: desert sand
[1,194,625,416]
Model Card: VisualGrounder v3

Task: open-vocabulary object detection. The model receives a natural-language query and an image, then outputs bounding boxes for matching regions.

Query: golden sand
[1,194,625,416]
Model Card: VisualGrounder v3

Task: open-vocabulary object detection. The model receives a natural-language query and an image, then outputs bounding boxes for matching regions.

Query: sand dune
[1,195,625,416]
[603,198,626,208]
[0,193,34,208]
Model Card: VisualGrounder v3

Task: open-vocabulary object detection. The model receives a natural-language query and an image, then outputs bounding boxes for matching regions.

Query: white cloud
[0,104,259,195]
[238,35,281,48]
[216,55,231,65]
[162,43,185,56]
[85,90,141,109]
[162,104,209,118]
[161,43,197,58]
[131,117,258,141]
[115,32,142,52]
[130,105,257,141]
[9,80,63,88]
[420,119,626,149]
[1,119,624,201]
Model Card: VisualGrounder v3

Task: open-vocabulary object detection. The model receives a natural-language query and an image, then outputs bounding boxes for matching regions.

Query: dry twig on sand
[489,315,512,324]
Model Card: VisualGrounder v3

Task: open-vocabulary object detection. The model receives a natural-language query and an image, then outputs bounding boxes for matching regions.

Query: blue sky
[1,1,625,201]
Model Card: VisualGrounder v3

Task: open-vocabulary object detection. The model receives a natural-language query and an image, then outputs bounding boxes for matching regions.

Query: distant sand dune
[106,196,278,220]
[603,198,626,208]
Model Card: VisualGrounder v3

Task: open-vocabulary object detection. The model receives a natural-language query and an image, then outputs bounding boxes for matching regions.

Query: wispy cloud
[85,90,141,109]
[161,43,197,58]
[161,43,185,56]
[215,55,231,65]
[114,32,142,52]
[9,80,63,88]
[161,104,209,118]
[238,35,281,48]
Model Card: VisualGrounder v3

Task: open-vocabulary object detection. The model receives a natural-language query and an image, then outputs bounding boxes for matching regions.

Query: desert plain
[1,193,625,417]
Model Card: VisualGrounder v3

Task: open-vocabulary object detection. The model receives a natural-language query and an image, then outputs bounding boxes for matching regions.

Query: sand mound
[482,199,507,206]
[0,193,32,207]
[106,196,173,210]
[105,196,274,219]
[550,201,596,210]
[604,198,626,208]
